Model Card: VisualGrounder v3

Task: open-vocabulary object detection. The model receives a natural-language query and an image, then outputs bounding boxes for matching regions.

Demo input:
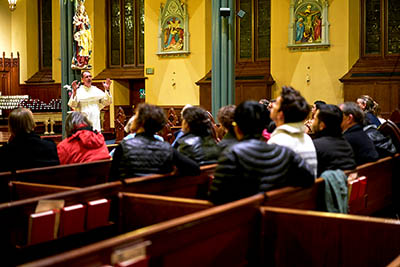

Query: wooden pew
[264,155,398,216]
[7,164,216,202]
[120,164,216,199]
[261,206,400,267]
[0,171,13,203]
[0,183,213,266]
[12,159,112,187]
[19,194,263,267]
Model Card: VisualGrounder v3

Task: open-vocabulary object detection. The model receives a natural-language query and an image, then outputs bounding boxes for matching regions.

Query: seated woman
[174,106,220,165]
[209,101,314,205]
[57,111,110,164]
[0,107,59,171]
[216,105,237,152]
[110,103,200,180]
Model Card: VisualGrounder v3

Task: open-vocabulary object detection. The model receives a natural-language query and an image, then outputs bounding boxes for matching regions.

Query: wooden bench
[264,154,399,216]
[261,206,400,267]
[20,195,400,267]
[12,159,112,187]
[0,183,213,266]
[6,164,216,203]
[18,194,263,267]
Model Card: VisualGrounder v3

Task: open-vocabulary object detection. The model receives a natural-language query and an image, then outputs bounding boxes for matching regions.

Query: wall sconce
[8,0,17,11]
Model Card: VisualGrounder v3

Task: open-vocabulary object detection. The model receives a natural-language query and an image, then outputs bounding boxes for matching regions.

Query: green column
[211,0,235,118]
[60,0,80,138]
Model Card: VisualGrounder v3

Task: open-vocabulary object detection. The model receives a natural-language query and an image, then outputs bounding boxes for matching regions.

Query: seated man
[312,104,356,176]
[339,102,379,165]
[110,103,200,179]
[209,101,315,205]
[268,86,318,178]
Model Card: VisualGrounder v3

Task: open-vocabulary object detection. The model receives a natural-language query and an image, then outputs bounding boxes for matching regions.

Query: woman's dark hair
[65,111,92,137]
[134,103,166,135]
[8,107,36,136]
[357,95,379,115]
[234,101,269,137]
[317,104,343,137]
[182,106,211,137]
[217,105,236,134]
[280,86,310,123]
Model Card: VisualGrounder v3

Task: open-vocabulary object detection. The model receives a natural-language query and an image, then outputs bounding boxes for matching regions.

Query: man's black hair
[316,104,343,137]
[279,86,310,123]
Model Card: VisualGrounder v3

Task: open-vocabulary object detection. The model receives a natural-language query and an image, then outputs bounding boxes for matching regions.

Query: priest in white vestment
[68,71,112,132]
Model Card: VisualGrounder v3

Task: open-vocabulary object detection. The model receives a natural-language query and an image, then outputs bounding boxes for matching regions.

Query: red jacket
[57,130,110,165]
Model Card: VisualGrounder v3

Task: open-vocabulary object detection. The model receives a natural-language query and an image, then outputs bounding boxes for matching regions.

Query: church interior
[0,0,400,266]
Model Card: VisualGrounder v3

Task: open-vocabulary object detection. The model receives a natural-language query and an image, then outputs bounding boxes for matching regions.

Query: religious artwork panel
[158,0,190,56]
[71,0,93,70]
[288,0,330,51]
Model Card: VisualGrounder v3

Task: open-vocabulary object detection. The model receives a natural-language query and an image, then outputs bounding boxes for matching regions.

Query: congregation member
[209,101,315,205]
[305,100,326,134]
[0,108,59,171]
[268,86,318,178]
[311,104,356,176]
[339,102,379,165]
[110,103,199,180]
[68,71,112,132]
[216,105,237,152]
[356,95,382,127]
[57,111,110,165]
[174,106,220,165]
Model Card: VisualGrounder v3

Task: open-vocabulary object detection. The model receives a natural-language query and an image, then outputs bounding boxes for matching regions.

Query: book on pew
[59,204,86,237]
[348,179,360,202]
[358,176,367,198]
[114,255,149,267]
[28,209,58,245]
[86,198,111,230]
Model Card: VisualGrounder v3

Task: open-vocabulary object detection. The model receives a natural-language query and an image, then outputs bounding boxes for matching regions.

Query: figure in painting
[163,17,184,51]
[297,4,321,43]
[295,18,305,43]
[313,14,322,42]
[71,0,92,70]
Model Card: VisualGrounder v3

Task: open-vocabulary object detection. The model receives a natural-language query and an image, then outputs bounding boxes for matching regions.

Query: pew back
[1,184,213,265]
[21,194,264,267]
[13,159,112,187]
[352,155,397,215]
[261,206,400,267]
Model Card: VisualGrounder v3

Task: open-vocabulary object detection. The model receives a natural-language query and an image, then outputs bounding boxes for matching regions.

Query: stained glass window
[109,0,144,67]
[237,0,270,61]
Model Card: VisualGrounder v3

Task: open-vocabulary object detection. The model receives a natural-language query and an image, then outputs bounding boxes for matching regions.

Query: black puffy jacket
[209,136,315,204]
[175,133,220,165]
[110,133,199,179]
[364,124,397,158]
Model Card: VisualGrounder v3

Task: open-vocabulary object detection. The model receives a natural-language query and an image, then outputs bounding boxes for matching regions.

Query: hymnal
[86,198,110,230]
[28,209,58,245]
[60,204,86,237]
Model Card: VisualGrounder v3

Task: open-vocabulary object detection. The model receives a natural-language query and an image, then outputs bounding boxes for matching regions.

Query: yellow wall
[52,0,61,83]
[144,0,211,105]
[271,0,354,105]
[11,0,28,83]
[0,1,12,54]
[348,0,360,69]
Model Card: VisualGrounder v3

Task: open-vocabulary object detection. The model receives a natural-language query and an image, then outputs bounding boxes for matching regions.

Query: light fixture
[8,0,17,11]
